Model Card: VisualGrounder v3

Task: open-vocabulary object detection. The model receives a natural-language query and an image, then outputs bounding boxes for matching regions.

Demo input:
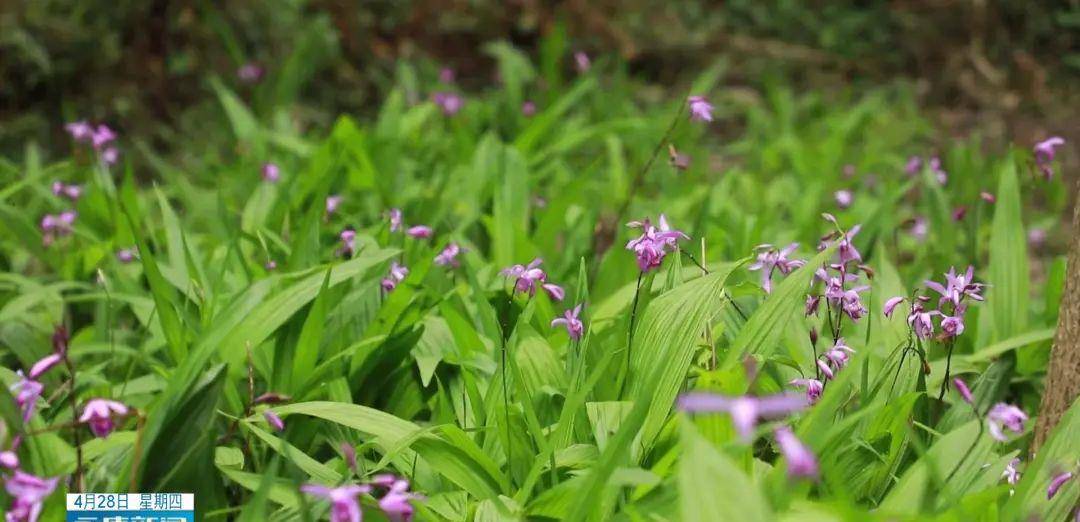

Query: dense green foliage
[0,38,1077,521]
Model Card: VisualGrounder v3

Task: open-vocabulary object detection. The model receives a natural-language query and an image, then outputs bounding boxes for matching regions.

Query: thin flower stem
[501,291,513,482]
[938,340,955,402]
[624,271,645,393]
[62,350,84,492]
[614,98,687,225]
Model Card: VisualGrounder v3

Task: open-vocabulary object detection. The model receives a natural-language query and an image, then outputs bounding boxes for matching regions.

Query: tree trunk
[1033,179,1080,452]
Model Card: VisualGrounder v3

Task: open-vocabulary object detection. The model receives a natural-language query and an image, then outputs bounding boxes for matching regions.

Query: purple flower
[834,190,853,209]
[1028,228,1047,250]
[522,101,537,117]
[116,248,136,264]
[687,96,714,123]
[387,209,403,233]
[940,314,965,338]
[1048,471,1074,500]
[789,378,824,404]
[1034,136,1065,180]
[91,125,116,150]
[929,156,947,185]
[904,156,923,176]
[774,426,818,479]
[625,214,689,272]
[836,225,863,265]
[500,258,563,300]
[439,67,455,84]
[980,191,996,204]
[340,442,358,474]
[65,121,94,142]
[908,307,937,340]
[551,304,584,341]
[0,451,17,469]
[432,92,463,116]
[677,392,808,441]
[1002,458,1021,485]
[839,286,869,320]
[822,338,855,373]
[339,229,357,258]
[910,216,928,242]
[326,195,343,216]
[986,403,1027,442]
[262,163,280,183]
[816,359,835,380]
[79,398,129,438]
[52,182,82,201]
[883,296,906,318]
[952,206,967,222]
[376,477,422,522]
[381,261,409,292]
[925,266,984,308]
[953,377,973,404]
[10,373,43,422]
[749,243,806,294]
[805,294,821,316]
[100,147,119,166]
[573,51,591,73]
[237,62,265,83]
[405,225,433,239]
[4,470,58,522]
[264,410,285,432]
[434,243,463,267]
[28,354,61,380]
[301,484,372,522]
[40,211,77,246]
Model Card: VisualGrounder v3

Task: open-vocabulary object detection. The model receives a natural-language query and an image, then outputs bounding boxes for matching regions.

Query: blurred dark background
[1,0,1077,161]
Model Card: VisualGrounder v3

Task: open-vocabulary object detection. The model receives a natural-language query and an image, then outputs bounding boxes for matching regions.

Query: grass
[0,41,1076,521]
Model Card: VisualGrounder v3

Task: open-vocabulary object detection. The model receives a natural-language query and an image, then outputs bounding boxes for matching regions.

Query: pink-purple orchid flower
[500,258,564,301]
[774,426,818,479]
[301,483,371,522]
[678,392,808,441]
[986,403,1027,442]
[551,304,584,341]
[381,261,409,292]
[625,214,689,273]
[749,243,805,293]
[4,470,58,522]
[1033,136,1065,180]
[79,398,129,438]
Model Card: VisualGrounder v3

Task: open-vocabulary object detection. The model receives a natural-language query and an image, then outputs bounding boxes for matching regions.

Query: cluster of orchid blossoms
[624,214,690,273]
[882,265,984,341]
[64,121,119,166]
[4,328,131,521]
[302,474,422,522]
[678,393,818,479]
[41,181,82,247]
[905,154,949,185]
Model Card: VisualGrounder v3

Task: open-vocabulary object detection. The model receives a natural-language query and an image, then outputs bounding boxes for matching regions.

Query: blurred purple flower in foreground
[301,483,371,522]
[439,67,455,84]
[678,392,808,441]
[1033,136,1065,180]
[325,195,343,216]
[339,229,357,258]
[551,304,584,341]
[11,372,43,422]
[986,403,1027,442]
[52,182,82,201]
[5,470,58,522]
[264,410,285,432]
[1048,471,1074,500]
[116,248,137,264]
[774,426,818,479]
[687,95,714,122]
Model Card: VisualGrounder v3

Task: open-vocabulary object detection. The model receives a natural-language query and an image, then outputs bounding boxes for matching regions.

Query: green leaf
[986,160,1029,343]
[679,421,772,522]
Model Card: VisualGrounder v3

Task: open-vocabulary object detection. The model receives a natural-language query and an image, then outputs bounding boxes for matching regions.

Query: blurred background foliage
[1,0,1077,162]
